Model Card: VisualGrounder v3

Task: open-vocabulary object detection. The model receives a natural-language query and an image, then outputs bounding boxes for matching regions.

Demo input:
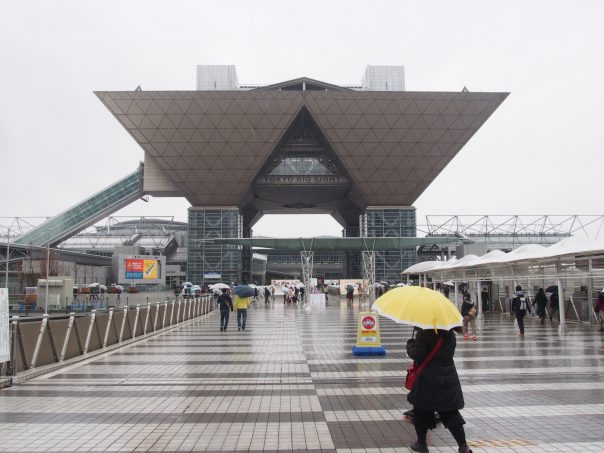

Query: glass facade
[361,207,417,282]
[187,208,242,285]
[16,168,143,247]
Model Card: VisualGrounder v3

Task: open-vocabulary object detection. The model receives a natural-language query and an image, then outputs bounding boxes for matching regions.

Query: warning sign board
[355,311,382,348]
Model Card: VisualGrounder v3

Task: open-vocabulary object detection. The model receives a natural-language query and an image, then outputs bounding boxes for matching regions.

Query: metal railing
[1,295,215,378]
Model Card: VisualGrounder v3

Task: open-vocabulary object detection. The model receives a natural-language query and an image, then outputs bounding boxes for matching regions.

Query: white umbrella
[248,284,257,288]
[183,282,193,286]
[396,282,406,287]
[210,283,229,289]
[115,285,124,291]
[99,284,107,290]
[88,282,100,287]
[443,281,455,287]
[296,282,305,288]
[191,285,201,291]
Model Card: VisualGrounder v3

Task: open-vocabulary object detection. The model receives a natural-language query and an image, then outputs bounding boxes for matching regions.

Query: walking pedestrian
[512,285,531,336]
[549,291,559,321]
[480,287,489,312]
[346,285,354,305]
[271,285,275,302]
[235,294,250,330]
[406,328,473,453]
[264,286,271,303]
[594,290,604,332]
[460,294,477,341]
[216,288,233,331]
[533,288,548,324]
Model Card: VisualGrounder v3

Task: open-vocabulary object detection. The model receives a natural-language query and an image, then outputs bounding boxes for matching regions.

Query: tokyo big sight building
[20,65,507,284]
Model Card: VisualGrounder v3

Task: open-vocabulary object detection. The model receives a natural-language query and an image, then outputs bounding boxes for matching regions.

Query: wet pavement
[1,297,603,452]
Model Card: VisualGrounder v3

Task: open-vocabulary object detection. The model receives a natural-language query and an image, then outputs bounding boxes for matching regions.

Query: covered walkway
[1,299,603,452]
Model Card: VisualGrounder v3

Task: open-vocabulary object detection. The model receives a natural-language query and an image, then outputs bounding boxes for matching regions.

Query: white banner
[0,288,9,363]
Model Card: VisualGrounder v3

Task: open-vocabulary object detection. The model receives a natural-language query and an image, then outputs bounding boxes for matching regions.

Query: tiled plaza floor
[1,297,603,452]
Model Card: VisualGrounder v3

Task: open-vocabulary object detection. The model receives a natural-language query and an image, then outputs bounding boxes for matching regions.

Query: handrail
[2,295,215,380]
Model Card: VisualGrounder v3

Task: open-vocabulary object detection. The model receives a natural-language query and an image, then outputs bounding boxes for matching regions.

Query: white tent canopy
[403,236,604,274]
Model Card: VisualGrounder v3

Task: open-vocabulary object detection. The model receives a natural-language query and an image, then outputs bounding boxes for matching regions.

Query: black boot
[458,445,472,453]
[410,441,429,452]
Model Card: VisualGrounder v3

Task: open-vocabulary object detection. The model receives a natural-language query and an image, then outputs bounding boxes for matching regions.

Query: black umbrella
[545,285,558,293]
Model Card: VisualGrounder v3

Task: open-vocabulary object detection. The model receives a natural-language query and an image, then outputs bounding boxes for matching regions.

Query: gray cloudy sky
[1,0,602,237]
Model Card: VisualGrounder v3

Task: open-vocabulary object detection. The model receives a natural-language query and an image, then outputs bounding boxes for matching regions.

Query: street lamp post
[45,229,50,315]
[5,227,9,290]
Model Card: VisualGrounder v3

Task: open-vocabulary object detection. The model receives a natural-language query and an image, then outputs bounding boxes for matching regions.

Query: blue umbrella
[233,285,255,298]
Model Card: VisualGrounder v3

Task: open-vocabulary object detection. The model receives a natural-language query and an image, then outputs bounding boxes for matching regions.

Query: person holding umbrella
[373,286,472,453]
[233,285,254,330]
[216,288,233,331]
[549,290,559,321]
[533,288,548,324]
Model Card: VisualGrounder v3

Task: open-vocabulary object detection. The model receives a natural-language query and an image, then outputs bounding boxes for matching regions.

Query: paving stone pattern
[1,298,603,452]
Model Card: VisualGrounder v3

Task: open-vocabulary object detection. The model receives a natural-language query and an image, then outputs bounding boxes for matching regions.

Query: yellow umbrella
[372,286,462,331]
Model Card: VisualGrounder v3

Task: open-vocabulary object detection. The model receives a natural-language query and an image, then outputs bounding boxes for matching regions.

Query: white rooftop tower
[362,65,405,91]
[196,65,239,90]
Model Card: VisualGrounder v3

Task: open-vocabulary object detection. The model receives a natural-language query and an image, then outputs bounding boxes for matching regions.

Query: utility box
[37,277,74,310]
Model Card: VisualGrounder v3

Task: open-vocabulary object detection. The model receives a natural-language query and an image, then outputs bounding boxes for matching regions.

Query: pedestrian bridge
[1,298,604,452]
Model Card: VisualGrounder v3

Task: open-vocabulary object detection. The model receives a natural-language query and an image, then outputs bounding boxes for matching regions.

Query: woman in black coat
[406,328,472,453]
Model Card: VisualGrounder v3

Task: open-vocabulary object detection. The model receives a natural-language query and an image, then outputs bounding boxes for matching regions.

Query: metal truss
[58,216,185,251]
[361,251,376,305]
[1,216,185,250]
[0,217,48,242]
[419,215,604,249]
[300,251,314,303]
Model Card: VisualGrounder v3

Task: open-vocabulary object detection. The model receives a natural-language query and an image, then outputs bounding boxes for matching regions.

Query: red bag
[404,337,444,390]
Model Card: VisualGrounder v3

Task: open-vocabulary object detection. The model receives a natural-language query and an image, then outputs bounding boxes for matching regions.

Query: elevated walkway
[15,165,144,247]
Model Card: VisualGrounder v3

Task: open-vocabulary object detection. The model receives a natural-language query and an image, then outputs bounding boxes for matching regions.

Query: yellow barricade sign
[352,312,385,355]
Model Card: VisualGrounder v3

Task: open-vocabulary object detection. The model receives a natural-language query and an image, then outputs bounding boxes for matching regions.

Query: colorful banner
[126,258,159,280]
[143,260,158,279]
[125,259,144,279]
[355,311,382,348]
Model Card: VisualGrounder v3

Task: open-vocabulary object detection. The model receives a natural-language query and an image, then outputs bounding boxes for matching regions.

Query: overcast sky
[1,0,602,238]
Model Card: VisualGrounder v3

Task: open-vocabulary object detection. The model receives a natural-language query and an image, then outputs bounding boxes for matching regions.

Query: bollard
[162,301,168,328]
[170,300,175,326]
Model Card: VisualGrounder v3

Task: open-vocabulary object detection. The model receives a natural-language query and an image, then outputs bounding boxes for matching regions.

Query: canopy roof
[403,236,604,274]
